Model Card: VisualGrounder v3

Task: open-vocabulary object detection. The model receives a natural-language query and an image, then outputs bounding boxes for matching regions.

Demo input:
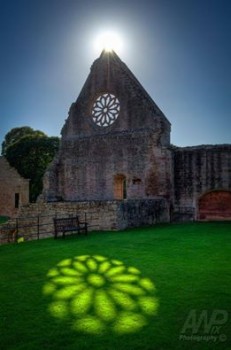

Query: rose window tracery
[91,93,120,127]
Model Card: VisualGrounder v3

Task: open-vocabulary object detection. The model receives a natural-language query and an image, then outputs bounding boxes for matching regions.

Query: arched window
[114,175,127,200]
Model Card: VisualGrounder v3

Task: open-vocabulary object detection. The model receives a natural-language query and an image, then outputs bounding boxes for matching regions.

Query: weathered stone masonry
[41,50,231,223]
[173,145,231,220]
[44,132,172,202]
[0,199,169,243]
[1,50,230,243]
[0,157,29,218]
[43,51,172,205]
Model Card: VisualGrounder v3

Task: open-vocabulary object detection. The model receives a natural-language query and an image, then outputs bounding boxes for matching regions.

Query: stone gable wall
[61,52,171,145]
[42,51,172,204]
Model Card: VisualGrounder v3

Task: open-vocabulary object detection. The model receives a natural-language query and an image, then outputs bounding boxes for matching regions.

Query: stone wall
[42,50,172,203]
[173,145,231,220]
[15,50,230,226]
[0,157,29,218]
[0,199,169,244]
[61,51,171,144]
[117,199,169,230]
[43,132,172,203]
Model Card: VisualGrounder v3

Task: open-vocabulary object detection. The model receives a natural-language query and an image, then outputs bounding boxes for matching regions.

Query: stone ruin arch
[198,190,231,221]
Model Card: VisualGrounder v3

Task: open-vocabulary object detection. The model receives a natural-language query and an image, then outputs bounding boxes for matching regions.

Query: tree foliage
[4,127,60,202]
[1,126,46,155]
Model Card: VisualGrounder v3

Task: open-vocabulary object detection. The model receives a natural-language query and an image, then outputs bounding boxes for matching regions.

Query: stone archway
[198,190,231,220]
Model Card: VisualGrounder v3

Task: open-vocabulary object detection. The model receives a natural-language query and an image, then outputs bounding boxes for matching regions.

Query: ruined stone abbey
[1,50,230,235]
[41,50,231,225]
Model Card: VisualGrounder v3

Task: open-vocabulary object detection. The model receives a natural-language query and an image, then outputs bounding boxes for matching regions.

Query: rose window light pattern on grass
[43,255,159,335]
[91,93,120,127]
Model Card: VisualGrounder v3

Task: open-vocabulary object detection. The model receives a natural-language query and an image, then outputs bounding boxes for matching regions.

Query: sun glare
[94,31,123,54]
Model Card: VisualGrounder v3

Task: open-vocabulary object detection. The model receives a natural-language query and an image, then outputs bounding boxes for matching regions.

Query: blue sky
[0,0,230,148]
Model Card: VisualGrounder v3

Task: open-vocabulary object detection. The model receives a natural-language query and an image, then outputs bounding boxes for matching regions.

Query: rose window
[91,93,120,127]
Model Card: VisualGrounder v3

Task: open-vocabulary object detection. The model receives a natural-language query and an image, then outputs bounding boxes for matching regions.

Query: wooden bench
[53,216,88,239]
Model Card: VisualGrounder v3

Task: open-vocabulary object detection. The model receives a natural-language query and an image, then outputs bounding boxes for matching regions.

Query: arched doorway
[114,175,127,200]
[198,190,231,220]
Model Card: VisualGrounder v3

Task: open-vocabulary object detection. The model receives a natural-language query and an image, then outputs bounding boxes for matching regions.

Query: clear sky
[0,0,230,148]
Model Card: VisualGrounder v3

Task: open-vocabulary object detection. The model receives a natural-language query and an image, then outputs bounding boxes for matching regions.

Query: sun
[94,30,123,54]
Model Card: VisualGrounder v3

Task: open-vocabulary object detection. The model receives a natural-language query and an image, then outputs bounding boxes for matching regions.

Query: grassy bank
[0,222,230,349]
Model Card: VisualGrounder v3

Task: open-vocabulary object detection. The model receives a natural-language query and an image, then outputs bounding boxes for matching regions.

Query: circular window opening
[91,93,120,127]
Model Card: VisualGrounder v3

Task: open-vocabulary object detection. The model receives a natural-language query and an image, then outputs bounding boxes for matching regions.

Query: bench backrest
[54,216,80,231]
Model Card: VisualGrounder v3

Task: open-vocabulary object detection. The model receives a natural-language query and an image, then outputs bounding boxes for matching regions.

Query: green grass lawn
[0,222,230,350]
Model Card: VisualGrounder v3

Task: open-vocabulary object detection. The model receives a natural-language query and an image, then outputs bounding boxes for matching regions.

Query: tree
[4,128,60,202]
[1,126,46,155]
